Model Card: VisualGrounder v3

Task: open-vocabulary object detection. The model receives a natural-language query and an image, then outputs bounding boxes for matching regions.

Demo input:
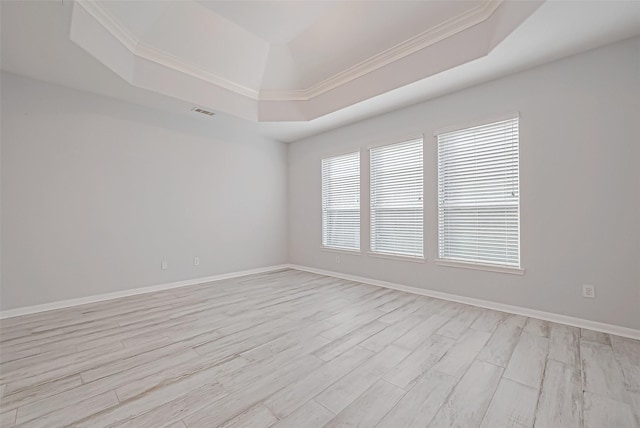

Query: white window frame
[435,114,523,274]
[321,151,361,252]
[369,137,424,259]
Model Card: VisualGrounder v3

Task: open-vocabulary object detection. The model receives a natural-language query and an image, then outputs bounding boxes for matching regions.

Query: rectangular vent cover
[192,107,215,116]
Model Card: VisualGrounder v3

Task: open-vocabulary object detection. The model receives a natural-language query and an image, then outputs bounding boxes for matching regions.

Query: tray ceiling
[4,1,638,141]
[70,0,542,121]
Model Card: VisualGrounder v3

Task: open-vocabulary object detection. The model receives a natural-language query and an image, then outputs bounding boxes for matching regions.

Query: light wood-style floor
[0,269,638,428]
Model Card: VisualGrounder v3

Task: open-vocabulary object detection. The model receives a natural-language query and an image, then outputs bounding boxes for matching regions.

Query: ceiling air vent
[191,107,215,116]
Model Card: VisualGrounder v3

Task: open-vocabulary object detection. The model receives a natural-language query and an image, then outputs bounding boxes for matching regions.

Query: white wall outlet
[161,260,168,270]
[582,284,596,299]
[335,256,341,264]
[193,256,200,266]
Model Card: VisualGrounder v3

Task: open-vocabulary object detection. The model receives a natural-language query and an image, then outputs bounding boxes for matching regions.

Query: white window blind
[437,117,520,267]
[322,152,360,250]
[370,138,423,258]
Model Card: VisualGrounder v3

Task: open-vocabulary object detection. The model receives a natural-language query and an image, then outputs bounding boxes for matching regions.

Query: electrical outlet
[161,260,168,270]
[582,284,595,299]
[193,256,200,266]
[335,256,341,264]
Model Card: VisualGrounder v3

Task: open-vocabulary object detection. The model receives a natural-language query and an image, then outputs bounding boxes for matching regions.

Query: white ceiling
[92,0,484,92]
[1,1,640,142]
[197,1,339,44]
[69,0,541,121]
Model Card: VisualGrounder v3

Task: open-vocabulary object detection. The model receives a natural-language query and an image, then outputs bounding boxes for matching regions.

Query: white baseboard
[287,264,640,340]
[4,262,638,340]
[0,264,290,320]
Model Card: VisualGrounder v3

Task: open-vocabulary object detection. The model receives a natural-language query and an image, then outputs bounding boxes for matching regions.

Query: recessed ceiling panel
[69,0,543,121]
[198,1,339,44]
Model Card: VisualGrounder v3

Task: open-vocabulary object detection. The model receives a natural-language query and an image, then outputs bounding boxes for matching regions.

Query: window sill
[367,252,426,263]
[320,246,362,255]
[434,259,525,275]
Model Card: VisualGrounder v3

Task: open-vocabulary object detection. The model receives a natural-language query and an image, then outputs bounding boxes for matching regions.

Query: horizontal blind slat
[437,118,520,267]
[322,152,360,250]
[371,139,423,258]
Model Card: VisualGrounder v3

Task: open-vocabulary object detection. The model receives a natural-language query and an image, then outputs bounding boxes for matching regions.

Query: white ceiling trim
[76,0,501,103]
[75,0,261,100]
[74,0,138,52]
[260,0,503,101]
[133,43,261,99]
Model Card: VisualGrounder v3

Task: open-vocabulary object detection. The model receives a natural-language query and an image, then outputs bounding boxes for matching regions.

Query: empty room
[1,0,639,427]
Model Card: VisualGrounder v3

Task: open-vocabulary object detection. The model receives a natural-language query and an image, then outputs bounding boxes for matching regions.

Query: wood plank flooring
[0,269,638,427]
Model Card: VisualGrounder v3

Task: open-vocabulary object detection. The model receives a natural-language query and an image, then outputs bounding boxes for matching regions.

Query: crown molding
[259,0,503,101]
[75,0,502,103]
[75,0,138,52]
[134,43,260,100]
[75,0,260,100]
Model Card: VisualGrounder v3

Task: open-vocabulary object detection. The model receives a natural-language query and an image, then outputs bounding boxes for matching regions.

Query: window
[437,116,520,267]
[370,138,424,258]
[321,152,360,251]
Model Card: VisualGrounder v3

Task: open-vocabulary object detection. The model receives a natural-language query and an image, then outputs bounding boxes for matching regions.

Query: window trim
[434,258,525,275]
[369,137,425,259]
[433,112,520,136]
[367,251,426,263]
[435,114,522,270]
[366,133,425,150]
[321,150,361,252]
[320,246,362,255]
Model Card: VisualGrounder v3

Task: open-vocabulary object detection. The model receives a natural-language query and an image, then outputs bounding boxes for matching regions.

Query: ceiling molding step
[75,0,502,103]
[260,0,503,101]
[134,43,261,100]
[75,0,137,52]
[75,0,261,100]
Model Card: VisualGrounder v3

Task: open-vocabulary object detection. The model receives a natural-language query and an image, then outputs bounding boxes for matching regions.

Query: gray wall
[2,38,639,330]
[288,37,640,329]
[1,73,288,310]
